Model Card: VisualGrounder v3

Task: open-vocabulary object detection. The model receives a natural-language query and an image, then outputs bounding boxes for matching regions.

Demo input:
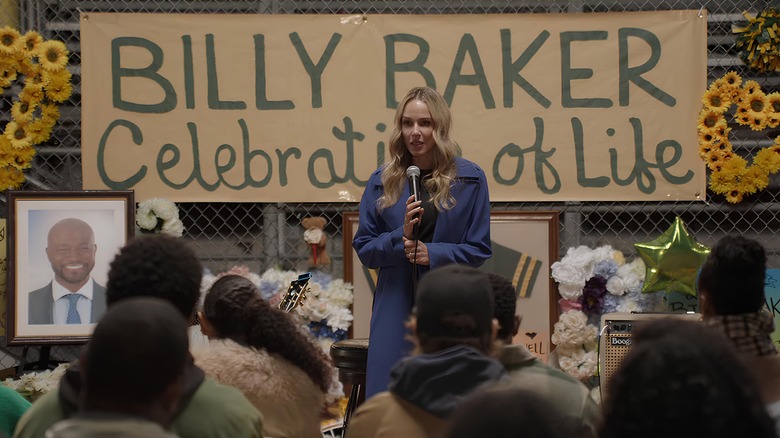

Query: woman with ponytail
[192,275,333,438]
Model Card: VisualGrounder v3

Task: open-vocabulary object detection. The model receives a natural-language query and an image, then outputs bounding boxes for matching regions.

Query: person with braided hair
[193,274,334,438]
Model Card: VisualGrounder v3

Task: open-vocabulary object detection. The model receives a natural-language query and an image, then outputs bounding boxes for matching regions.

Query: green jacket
[499,344,600,436]
[0,385,30,437]
[14,373,263,438]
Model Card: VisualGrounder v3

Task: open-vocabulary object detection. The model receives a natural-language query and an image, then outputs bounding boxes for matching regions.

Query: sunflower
[11,98,37,123]
[725,190,744,204]
[722,71,743,89]
[713,123,731,139]
[748,111,769,131]
[746,90,768,114]
[701,87,731,113]
[697,109,724,132]
[39,102,60,125]
[42,68,71,86]
[19,84,44,105]
[722,154,748,173]
[0,26,20,55]
[743,80,762,96]
[43,70,73,103]
[15,53,36,78]
[709,169,734,193]
[0,166,26,191]
[19,31,43,55]
[0,137,14,168]
[4,121,32,149]
[744,166,769,192]
[706,149,734,171]
[0,52,18,79]
[35,40,68,72]
[698,143,712,160]
[710,155,749,199]
[10,145,36,170]
[26,119,52,144]
[707,151,726,168]
[0,69,16,89]
[755,145,780,173]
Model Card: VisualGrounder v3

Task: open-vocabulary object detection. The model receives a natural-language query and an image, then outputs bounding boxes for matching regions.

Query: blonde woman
[353,86,492,398]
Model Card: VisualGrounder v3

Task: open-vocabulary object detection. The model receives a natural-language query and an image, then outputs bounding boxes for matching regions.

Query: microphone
[406,165,421,202]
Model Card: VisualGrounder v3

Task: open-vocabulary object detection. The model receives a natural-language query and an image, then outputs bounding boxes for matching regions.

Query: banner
[80,11,707,202]
[0,219,6,337]
[764,269,780,349]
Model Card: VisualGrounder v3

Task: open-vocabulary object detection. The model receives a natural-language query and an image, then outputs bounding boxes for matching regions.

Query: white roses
[136,198,185,237]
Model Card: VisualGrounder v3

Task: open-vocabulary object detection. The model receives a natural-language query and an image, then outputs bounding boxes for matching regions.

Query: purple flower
[579,275,607,315]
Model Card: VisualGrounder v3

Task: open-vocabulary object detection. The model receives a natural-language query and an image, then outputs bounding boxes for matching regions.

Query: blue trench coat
[353,157,492,397]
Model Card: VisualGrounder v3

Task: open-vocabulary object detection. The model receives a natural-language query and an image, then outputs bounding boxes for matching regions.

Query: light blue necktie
[64,294,82,324]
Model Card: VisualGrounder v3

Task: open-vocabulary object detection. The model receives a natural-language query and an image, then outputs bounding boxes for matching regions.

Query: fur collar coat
[192,339,325,438]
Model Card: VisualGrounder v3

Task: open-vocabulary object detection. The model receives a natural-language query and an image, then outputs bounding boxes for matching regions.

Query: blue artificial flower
[593,259,618,279]
[602,293,620,314]
[311,271,332,289]
[258,280,281,301]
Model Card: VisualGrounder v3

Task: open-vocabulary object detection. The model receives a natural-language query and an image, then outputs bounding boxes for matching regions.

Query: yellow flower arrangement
[0,27,73,191]
[698,71,780,203]
[734,9,780,72]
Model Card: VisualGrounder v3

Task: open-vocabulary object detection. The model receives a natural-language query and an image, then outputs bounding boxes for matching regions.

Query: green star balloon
[634,217,710,297]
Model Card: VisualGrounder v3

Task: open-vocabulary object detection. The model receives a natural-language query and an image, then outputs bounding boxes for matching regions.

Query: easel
[16,345,53,373]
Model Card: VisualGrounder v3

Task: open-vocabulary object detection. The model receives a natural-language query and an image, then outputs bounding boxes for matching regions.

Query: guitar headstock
[278,272,312,313]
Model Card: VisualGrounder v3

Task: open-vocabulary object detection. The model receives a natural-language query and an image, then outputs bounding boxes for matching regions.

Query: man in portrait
[28,218,106,325]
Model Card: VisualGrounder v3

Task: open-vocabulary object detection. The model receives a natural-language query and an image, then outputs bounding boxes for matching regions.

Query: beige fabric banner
[80,11,707,202]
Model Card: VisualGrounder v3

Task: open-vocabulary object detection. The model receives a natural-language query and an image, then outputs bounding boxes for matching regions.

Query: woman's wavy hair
[378,86,459,211]
[202,275,333,392]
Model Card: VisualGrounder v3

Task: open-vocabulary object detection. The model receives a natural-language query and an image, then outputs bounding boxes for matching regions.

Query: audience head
[200,274,333,392]
[600,319,776,438]
[106,234,202,319]
[698,235,767,317]
[444,386,583,438]
[81,297,189,426]
[485,273,519,342]
[412,265,497,355]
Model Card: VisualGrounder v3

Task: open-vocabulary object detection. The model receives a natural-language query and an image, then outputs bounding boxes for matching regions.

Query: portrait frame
[6,190,134,345]
[343,210,560,363]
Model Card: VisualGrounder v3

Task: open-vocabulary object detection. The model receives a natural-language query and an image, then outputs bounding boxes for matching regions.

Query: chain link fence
[0,0,773,368]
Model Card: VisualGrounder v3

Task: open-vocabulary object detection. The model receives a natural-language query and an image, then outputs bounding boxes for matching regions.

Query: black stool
[330,338,369,433]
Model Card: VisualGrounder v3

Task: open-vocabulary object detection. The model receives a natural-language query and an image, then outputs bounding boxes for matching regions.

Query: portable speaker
[599,312,701,400]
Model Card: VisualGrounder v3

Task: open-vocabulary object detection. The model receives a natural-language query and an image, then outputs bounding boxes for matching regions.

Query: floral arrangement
[2,363,70,402]
[697,71,780,203]
[0,27,73,190]
[136,198,185,237]
[551,245,663,381]
[201,266,354,352]
[734,9,780,72]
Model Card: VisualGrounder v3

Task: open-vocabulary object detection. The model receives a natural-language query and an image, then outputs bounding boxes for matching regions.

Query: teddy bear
[301,216,330,267]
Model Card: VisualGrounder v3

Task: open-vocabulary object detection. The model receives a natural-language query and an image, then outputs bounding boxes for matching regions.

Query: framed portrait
[343,210,560,363]
[6,191,134,345]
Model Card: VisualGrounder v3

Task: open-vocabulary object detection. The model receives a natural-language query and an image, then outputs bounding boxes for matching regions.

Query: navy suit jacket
[28,281,107,325]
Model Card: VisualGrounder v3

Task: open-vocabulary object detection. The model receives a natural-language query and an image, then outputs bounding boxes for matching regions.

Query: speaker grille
[598,312,702,401]
[601,331,632,396]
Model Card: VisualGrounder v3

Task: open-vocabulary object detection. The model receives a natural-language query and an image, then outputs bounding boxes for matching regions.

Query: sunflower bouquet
[697,71,780,203]
[0,27,73,191]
